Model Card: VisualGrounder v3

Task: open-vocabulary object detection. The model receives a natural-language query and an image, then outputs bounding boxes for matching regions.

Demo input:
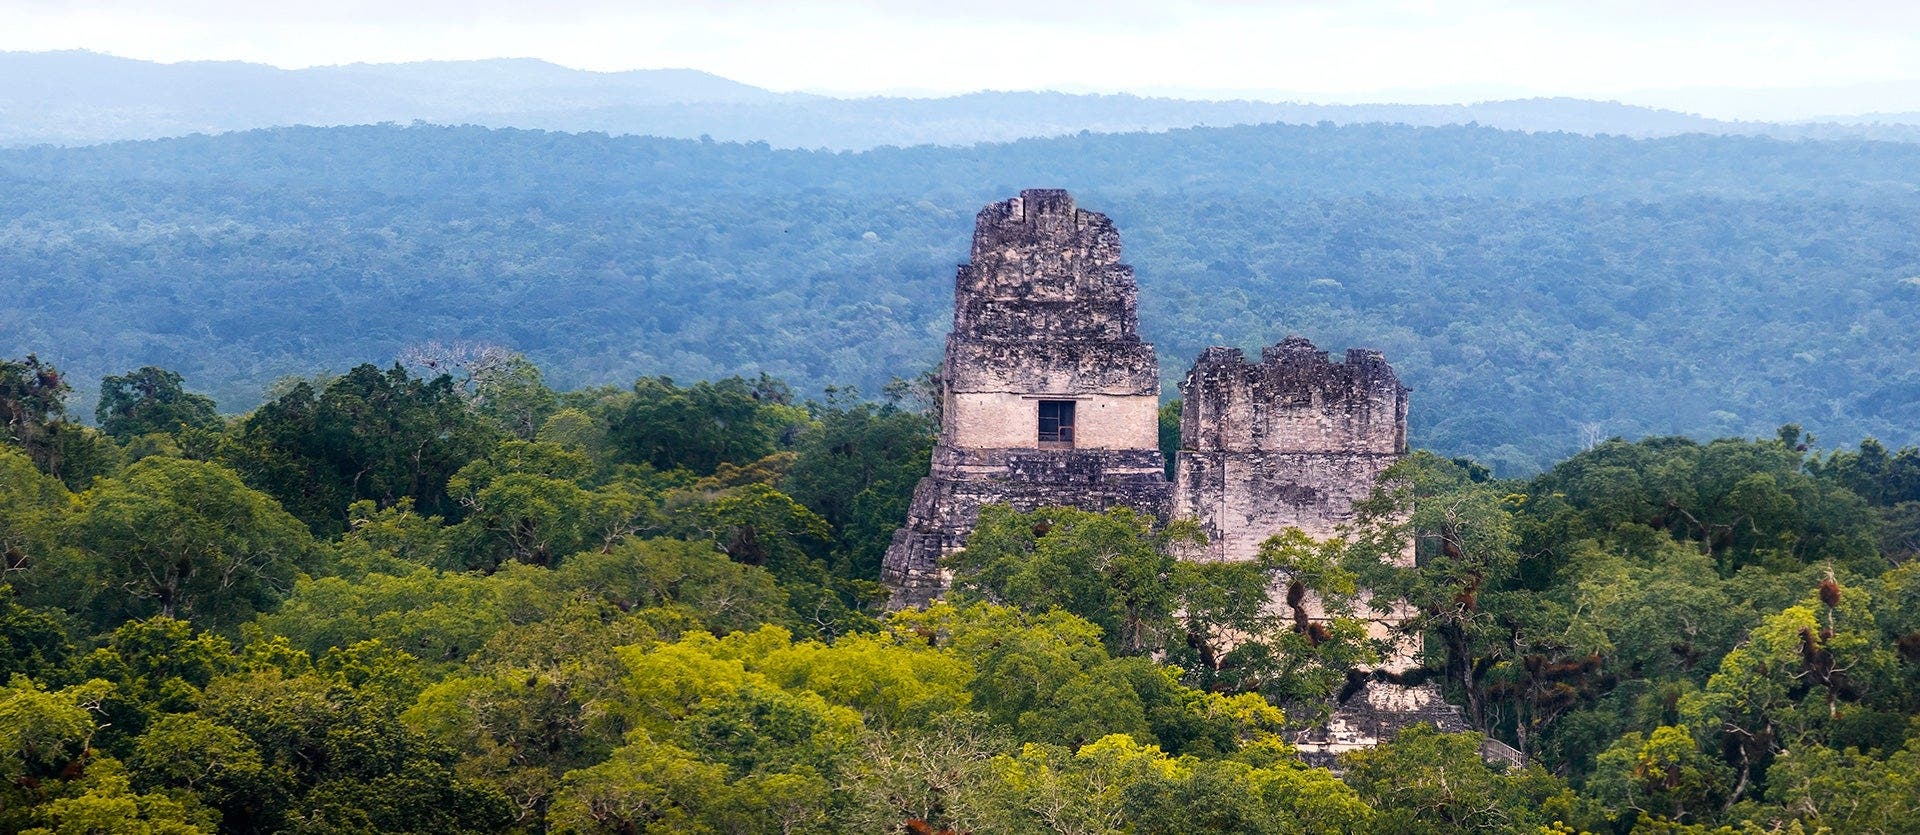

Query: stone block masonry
[1172,337,1409,564]
[880,189,1170,608]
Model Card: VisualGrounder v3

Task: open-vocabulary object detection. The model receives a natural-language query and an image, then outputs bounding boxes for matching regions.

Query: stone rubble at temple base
[1292,681,1522,770]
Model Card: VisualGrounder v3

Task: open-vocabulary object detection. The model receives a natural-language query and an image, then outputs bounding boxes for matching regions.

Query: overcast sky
[8,1,1920,117]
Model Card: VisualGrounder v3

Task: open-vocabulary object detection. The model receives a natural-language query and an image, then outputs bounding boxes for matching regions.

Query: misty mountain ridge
[8,50,1920,150]
[0,50,785,142]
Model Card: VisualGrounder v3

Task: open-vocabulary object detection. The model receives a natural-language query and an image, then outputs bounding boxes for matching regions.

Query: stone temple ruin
[882,189,1507,765]
[880,189,1171,606]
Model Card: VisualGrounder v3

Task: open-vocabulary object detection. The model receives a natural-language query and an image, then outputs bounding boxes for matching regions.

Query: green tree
[227,363,499,535]
[1814,437,1920,507]
[1588,725,1732,826]
[470,354,559,441]
[401,595,657,824]
[20,757,211,835]
[258,563,553,666]
[0,446,70,603]
[780,395,932,579]
[0,355,120,489]
[695,480,830,573]
[405,662,627,824]
[0,355,71,467]
[193,655,513,832]
[1220,528,1379,712]
[745,628,974,730]
[66,457,317,631]
[0,585,71,680]
[579,630,862,832]
[126,715,267,826]
[949,505,1194,657]
[1158,399,1181,479]
[888,603,1156,749]
[554,538,790,636]
[1869,561,1920,718]
[607,375,800,475]
[445,440,642,570]
[1119,742,1374,835]
[332,498,454,576]
[547,732,735,834]
[536,407,607,457]
[1682,576,1898,806]
[1760,734,1920,832]
[1571,534,1742,685]
[72,617,235,750]
[685,481,874,637]
[1,677,111,790]
[1341,724,1586,834]
[95,367,220,441]
[1346,453,1524,730]
[1526,434,1879,576]
[841,712,1016,834]
[992,734,1186,835]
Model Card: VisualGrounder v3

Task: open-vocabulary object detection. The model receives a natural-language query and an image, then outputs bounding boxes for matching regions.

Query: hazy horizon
[8,2,1920,121]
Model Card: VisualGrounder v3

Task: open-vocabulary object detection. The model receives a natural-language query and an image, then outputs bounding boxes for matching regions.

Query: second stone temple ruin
[881,189,1503,763]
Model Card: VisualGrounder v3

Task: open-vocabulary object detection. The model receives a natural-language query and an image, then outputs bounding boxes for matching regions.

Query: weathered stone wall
[944,340,1157,397]
[947,393,1158,450]
[882,190,1170,608]
[1173,335,1417,671]
[1173,337,1408,564]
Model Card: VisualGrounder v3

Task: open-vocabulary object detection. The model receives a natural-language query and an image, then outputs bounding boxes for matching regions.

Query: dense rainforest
[4,353,1920,833]
[4,121,1920,474]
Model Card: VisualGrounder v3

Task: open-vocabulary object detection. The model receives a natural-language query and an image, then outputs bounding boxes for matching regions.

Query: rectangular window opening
[1038,400,1076,449]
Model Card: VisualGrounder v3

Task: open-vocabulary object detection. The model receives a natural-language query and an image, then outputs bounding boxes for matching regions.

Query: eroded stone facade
[879,189,1171,608]
[1171,338,1409,563]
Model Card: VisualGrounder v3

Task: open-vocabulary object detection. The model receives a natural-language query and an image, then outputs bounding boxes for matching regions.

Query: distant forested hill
[10,51,1920,150]
[5,122,1919,473]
